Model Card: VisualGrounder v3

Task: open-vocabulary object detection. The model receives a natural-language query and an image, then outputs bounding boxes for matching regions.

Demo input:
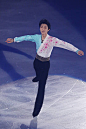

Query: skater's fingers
[7,41,12,43]
[5,39,9,42]
[5,40,11,43]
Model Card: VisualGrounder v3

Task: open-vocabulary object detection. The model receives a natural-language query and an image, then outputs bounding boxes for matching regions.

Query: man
[5,19,84,117]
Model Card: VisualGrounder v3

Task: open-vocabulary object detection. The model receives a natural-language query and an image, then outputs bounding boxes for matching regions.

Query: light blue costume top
[14,34,41,52]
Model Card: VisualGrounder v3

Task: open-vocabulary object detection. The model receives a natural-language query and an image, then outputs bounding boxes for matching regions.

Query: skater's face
[40,24,50,35]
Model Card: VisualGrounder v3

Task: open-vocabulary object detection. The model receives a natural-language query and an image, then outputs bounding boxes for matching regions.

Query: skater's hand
[77,50,84,56]
[5,38,14,43]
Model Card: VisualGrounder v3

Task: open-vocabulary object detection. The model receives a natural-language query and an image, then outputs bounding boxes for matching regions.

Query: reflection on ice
[20,124,29,129]
[29,117,37,129]
[0,75,86,129]
[20,117,37,129]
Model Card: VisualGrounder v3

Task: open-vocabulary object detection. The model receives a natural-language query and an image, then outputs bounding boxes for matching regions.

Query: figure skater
[5,19,84,118]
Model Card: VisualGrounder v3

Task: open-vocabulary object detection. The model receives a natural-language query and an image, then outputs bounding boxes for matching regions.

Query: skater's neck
[41,34,47,41]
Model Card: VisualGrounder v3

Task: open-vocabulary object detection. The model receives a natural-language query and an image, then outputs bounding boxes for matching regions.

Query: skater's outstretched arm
[53,37,84,56]
[5,34,38,43]
[5,34,41,52]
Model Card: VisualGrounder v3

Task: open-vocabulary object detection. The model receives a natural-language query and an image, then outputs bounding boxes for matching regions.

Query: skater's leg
[32,61,50,117]
[32,58,41,82]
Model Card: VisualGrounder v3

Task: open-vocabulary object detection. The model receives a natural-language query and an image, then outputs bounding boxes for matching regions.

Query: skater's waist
[36,54,50,62]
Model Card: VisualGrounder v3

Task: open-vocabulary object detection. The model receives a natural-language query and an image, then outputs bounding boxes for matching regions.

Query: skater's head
[39,19,51,35]
[39,19,51,30]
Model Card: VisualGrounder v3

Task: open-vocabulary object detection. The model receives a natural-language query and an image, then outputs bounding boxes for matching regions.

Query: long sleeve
[53,37,79,53]
[14,34,41,52]
[14,35,37,43]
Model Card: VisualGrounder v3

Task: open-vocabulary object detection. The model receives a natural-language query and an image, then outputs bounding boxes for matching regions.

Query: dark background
[0,0,86,85]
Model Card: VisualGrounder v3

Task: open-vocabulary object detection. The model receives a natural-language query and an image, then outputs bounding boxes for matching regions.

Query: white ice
[0,75,86,129]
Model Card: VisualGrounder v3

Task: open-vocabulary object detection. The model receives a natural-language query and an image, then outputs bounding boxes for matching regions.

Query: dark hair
[39,19,51,30]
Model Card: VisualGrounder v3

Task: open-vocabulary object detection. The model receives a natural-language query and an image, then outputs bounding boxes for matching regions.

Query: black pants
[32,58,50,117]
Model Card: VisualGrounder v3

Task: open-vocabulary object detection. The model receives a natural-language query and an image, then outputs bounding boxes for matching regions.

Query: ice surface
[0,75,86,129]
